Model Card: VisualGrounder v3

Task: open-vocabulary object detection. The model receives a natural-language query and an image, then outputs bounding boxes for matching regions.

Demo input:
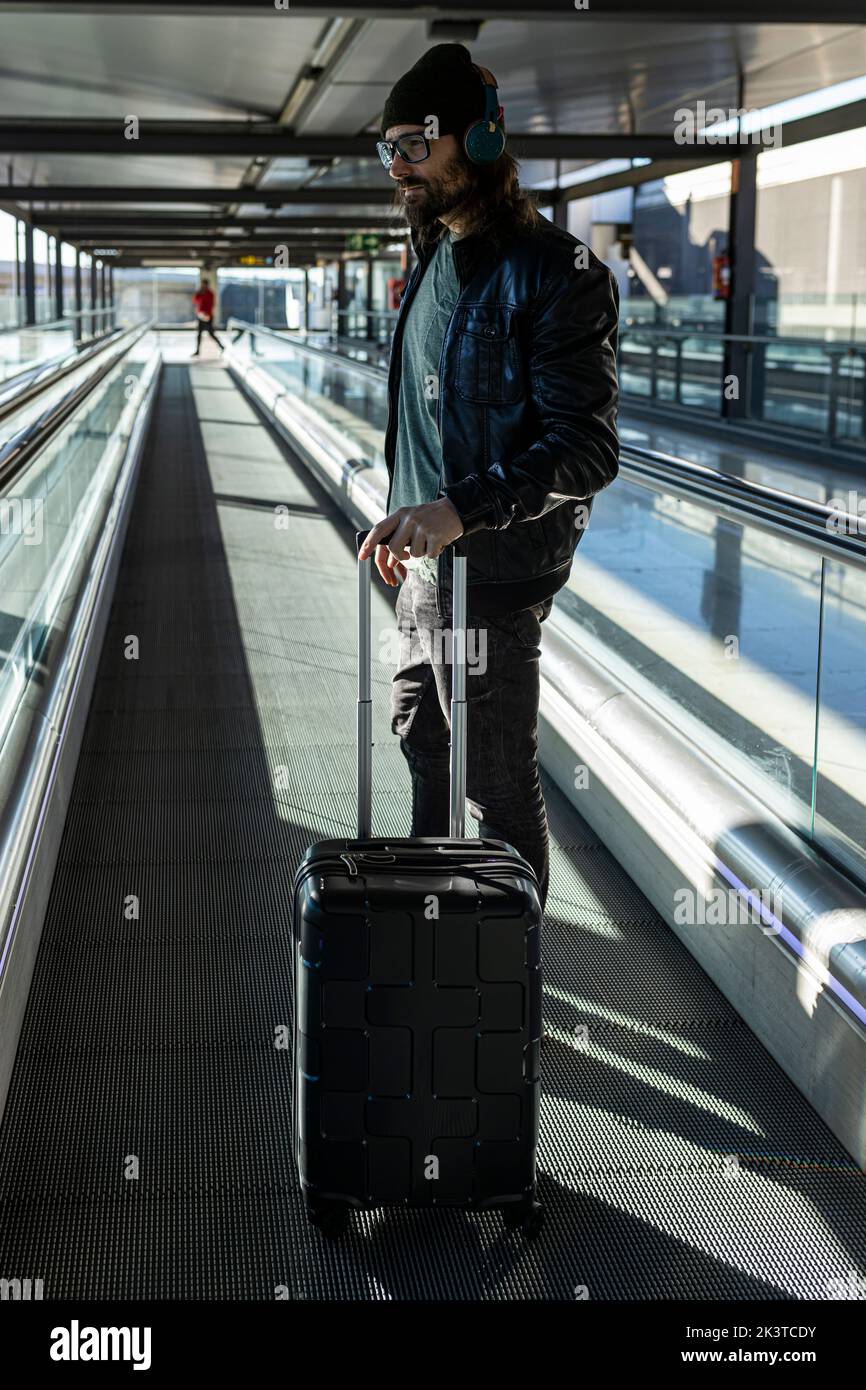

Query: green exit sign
[347,234,380,253]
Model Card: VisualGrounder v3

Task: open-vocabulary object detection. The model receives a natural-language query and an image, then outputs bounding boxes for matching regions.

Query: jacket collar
[408,206,514,290]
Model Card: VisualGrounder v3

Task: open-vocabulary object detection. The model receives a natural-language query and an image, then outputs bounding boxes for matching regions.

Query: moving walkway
[0,328,864,1299]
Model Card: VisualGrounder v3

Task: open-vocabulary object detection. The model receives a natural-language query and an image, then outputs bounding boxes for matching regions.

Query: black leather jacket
[384,211,620,618]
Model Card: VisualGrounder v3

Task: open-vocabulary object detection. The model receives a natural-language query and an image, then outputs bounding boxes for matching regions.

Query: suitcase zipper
[294,851,537,902]
[340,850,398,877]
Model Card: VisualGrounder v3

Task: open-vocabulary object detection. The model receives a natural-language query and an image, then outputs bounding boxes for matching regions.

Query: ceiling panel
[321,18,866,137]
[233,201,396,223]
[297,157,388,185]
[0,12,322,120]
[2,9,863,263]
[298,15,426,135]
[742,26,866,109]
[257,157,325,188]
[4,152,254,188]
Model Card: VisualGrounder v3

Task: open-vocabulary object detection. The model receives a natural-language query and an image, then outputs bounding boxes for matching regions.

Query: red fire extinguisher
[712,253,731,300]
[387,277,405,311]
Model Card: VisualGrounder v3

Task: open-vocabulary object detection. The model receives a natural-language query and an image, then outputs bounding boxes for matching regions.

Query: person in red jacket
[191,277,223,355]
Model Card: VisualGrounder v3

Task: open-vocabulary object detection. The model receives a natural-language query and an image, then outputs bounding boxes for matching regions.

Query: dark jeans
[390,567,553,912]
[193,317,222,353]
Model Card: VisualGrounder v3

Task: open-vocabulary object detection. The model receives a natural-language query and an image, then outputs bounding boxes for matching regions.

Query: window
[33,227,52,323]
[61,243,77,318]
[0,209,18,328]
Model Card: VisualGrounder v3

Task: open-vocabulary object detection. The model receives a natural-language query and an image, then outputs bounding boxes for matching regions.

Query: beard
[392,152,474,233]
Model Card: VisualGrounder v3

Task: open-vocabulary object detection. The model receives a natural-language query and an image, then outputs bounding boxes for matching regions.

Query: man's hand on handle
[358,499,464,587]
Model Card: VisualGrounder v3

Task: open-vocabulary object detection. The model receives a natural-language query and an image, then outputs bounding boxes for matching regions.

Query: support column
[365,255,374,340]
[722,154,757,421]
[552,161,568,230]
[74,249,82,339]
[15,219,24,324]
[90,258,97,336]
[336,258,346,339]
[54,237,64,320]
[23,221,35,326]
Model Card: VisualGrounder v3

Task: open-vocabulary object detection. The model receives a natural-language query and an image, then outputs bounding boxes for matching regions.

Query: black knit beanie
[380,43,491,140]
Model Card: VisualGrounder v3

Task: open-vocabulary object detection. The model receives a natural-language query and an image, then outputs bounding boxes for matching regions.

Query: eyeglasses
[376,133,432,170]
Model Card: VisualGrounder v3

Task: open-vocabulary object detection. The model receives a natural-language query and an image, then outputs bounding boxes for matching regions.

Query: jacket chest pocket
[453,304,522,405]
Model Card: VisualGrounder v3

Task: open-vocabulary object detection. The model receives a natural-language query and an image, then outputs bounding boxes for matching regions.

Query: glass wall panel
[0,210,19,328]
[342,259,370,338]
[626,163,732,332]
[814,555,866,883]
[79,251,92,338]
[113,266,156,325]
[61,243,77,319]
[33,228,52,324]
[153,267,199,324]
[755,128,866,341]
[217,266,306,328]
[304,263,339,332]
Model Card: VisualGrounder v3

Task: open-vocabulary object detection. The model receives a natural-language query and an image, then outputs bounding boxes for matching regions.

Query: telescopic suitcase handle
[355,530,467,839]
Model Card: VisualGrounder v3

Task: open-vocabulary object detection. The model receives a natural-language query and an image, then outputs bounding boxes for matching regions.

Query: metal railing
[286,311,866,452]
[0,321,152,490]
[0,305,118,337]
[0,322,138,422]
[0,321,159,1116]
[335,306,397,341]
[618,324,866,448]
[0,307,120,388]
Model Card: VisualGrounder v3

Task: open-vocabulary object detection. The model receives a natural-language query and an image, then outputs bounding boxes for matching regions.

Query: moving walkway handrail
[0,306,116,337]
[0,323,140,423]
[619,323,866,352]
[226,316,388,386]
[0,323,160,1106]
[226,318,866,564]
[0,319,152,492]
[619,445,866,569]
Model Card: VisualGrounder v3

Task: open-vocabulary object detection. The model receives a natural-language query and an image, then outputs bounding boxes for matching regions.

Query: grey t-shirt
[389,231,461,583]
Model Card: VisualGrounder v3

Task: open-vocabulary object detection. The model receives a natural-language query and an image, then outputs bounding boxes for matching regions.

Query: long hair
[394,145,540,251]
[451,147,541,243]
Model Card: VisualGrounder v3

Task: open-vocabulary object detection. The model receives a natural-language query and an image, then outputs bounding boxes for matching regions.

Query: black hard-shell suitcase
[291,531,544,1239]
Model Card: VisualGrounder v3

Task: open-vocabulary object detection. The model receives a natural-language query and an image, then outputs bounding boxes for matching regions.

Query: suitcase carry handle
[355,529,467,840]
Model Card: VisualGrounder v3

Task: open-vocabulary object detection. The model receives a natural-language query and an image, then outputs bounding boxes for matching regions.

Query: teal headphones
[464,63,506,164]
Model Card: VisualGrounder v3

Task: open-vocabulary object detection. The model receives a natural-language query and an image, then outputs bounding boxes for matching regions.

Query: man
[191,276,223,356]
[358,43,619,913]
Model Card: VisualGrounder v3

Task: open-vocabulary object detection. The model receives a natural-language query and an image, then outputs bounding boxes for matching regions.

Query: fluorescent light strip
[701,75,866,139]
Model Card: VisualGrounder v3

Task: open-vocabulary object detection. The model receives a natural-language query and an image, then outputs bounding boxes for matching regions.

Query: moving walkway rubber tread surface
[0,365,863,1300]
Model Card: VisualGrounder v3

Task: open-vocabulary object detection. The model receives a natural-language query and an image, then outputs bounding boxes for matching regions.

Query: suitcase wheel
[305,1195,351,1240]
[502,1198,544,1240]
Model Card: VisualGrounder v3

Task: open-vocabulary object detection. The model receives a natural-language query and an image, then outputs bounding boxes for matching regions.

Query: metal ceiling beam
[0,122,758,160]
[75,236,356,246]
[89,244,351,257]
[556,156,732,204]
[71,225,398,238]
[0,1,862,20]
[4,95,864,164]
[46,213,400,230]
[552,97,866,204]
[0,186,395,205]
[113,255,347,268]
